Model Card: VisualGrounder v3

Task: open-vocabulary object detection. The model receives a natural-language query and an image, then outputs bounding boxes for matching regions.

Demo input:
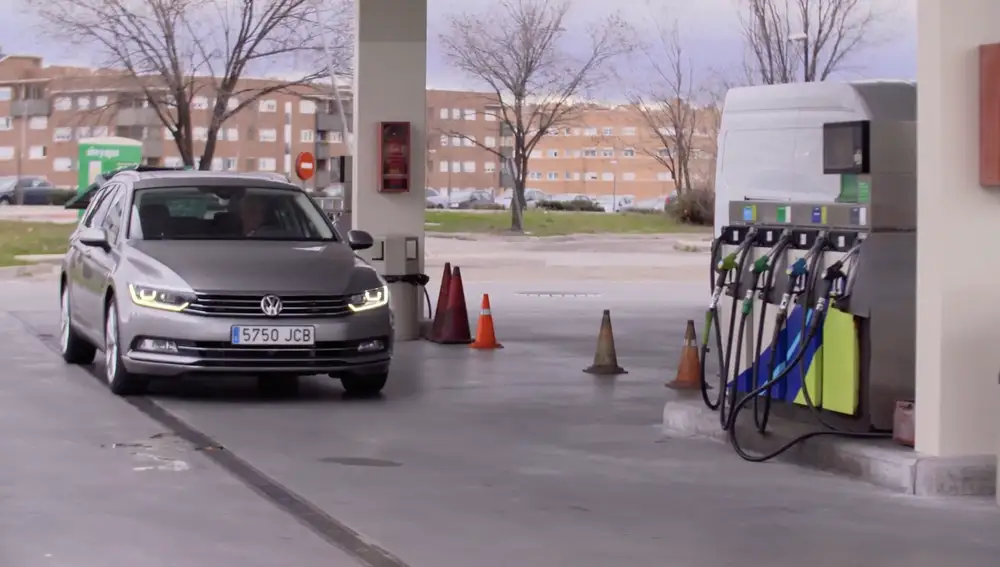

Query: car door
[76,184,123,334]
[66,184,112,332]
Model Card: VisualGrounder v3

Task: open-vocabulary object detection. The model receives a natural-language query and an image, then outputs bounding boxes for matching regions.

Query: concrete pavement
[2,273,1000,567]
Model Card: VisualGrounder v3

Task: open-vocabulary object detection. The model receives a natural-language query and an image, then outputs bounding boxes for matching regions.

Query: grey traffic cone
[584,310,627,375]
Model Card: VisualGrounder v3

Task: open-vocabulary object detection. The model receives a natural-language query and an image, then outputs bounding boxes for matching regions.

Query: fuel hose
[724,240,891,463]
[725,232,792,431]
[699,229,756,411]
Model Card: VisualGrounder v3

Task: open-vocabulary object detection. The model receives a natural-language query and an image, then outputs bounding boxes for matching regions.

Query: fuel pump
[699,228,757,412]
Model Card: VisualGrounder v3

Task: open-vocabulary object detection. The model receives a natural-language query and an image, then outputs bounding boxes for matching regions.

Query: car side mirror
[346,229,374,251]
[78,226,110,251]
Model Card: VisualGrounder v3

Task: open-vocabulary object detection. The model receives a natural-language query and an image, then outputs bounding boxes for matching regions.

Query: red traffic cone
[428,262,452,341]
[432,266,473,344]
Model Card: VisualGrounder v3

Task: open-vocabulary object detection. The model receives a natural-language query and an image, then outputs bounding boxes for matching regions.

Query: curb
[672,239,713,253]
[0,263,58,280]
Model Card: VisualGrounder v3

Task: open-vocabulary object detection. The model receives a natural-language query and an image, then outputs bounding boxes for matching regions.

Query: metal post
[15,85,26,205]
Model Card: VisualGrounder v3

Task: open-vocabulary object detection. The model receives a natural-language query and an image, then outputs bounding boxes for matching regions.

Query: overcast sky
[1,0,916,94]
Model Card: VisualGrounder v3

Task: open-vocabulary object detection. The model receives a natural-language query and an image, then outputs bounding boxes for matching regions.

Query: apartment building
[427,91,717,200]
[0,54,714,198]
[0,55,350,188]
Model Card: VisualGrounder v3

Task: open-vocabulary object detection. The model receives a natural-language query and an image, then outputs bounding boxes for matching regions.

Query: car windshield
[129,186,337,241]
[0,177,15,191]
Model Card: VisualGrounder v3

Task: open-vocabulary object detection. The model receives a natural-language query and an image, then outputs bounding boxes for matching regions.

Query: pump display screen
[823,121,870,175]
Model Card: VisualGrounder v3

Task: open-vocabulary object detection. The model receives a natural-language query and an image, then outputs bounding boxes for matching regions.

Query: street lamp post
[789,32,808,82]
[609,159,618,211]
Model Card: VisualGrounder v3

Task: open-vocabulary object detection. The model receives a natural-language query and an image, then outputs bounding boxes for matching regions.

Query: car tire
[340,371,388,398]
[59,285,97,365]
[0,196,10,206]
[257,374,300,398]
[104,298,149,396]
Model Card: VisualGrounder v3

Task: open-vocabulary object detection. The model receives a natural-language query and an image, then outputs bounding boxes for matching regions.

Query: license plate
[231,326,315,345]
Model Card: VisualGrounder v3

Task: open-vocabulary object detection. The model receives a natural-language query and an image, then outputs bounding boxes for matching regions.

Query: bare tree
[34,0,351,169]
[737,0,889,84]
[439,0,633,232]
[629,23,697,194]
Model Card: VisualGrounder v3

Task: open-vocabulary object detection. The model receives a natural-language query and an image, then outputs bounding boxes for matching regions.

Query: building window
[53,97,72,111]
[259,99,277,112]
[76,127,91,139]
[440,135,449,147]
[192,96,209,110]
[53,127,72,142]
[93,126,109,138]
[658,148,672,157]
[484,162,496,173]
[547,149,559,158]
[225,127,239,141]
[259,128,277,142]
[546,172,558,180]
[0,87,10,101]
[622,172,636,181]
[0,117,11,131]
[658,127,675,136]
[656,172,674,181]
[301,130,314,143]
[484,136,496,148]
[484,109,497,122]
[602,127,613,136]
[164,157,183,167]
[95,95,109,108]
[463,136,475,147]
[463,109,476,120]
[299,100,316,114]
[622,127,636,136]
[451,108,461,119]
[163,127,173,140]
[623,148,636,157]
[562,127,572,136]
[0,146,13,160]
[329,131,344,143]
[546,127,558,136]
[29,146,46,159]
[27,116,47,130]
[462,161,476,173]
[530,150,542,158]
[53,157,73,171]
[584,127,597,136]
[528,171,542,180]
[77,97,91,110]
[451,136,461,147]
[572,172,581,180]
[584,172,598,181]
[257,157,277,171]
[583,148,597,157]
[450,161,460,173]
[194,127,208,141]
[439,161,448,173]
[227,98,239,110]
[572,128,582,135]
[601,172,614,181]
[601,148,614,157]
[439,108,449,119]
[222,158,238,171]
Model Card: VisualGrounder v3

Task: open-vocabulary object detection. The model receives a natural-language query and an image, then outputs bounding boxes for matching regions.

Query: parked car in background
[456,189,496,209]
[0,176,58,205]
[425,188,449,209]
[494,188,549,209]
[594,195,635,213]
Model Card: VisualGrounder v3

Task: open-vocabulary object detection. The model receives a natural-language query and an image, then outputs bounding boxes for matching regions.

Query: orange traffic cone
[584,310,627,375]
[470,294,503,349]
[666,320,702,390]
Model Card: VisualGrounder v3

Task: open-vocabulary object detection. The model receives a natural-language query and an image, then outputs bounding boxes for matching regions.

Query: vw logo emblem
[260,295,283,317]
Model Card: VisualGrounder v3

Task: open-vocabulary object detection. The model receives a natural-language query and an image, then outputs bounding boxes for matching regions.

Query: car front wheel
[59,285,97,364]
[340,371,388,397]
[104,299,148,396]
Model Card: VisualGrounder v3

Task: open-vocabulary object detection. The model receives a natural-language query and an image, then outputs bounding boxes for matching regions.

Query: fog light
[138,338,178,353]
[357,340,384,353]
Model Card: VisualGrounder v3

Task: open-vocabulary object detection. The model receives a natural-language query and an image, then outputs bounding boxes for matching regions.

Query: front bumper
[118,305,393,377]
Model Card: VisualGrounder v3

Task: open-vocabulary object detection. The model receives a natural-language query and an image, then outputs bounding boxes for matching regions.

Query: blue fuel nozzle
[786,258,808,277]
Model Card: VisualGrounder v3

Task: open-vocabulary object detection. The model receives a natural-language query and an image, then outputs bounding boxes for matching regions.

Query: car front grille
[174,338,388,368]
[186,293,352,319]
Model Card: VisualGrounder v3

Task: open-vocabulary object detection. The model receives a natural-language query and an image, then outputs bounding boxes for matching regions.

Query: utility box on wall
[378,122,410,193]
[979,43,1000,187]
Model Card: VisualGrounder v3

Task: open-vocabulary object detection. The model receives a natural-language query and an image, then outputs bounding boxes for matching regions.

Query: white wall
[915,0,1000,457]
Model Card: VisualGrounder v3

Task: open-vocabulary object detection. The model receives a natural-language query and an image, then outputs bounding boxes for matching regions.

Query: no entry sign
[295,151,316,181]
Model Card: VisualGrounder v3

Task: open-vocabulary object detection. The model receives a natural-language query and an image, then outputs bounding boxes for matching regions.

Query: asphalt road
[2,274,999,567]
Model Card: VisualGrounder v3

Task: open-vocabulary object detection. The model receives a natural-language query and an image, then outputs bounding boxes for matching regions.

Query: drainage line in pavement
[23,319,410,567]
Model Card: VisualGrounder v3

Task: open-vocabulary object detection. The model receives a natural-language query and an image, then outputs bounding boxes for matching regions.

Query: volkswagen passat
[59,170,393,397]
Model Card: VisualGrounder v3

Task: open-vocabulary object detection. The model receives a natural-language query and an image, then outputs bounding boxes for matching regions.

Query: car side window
[99,186,126,245]
[82,187,113,227]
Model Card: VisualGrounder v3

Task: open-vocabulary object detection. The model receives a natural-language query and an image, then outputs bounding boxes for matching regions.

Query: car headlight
[348,285,389,312]
[128,284,193,312]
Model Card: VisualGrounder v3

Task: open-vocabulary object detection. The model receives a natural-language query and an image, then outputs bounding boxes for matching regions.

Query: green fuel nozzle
[717,252,739,272]
[750,255,770,274]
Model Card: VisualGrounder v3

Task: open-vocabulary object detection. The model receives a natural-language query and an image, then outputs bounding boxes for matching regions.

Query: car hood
[125,240,378,294]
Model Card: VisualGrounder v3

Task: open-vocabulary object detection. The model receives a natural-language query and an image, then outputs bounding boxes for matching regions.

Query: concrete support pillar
[915,0,1000,470]
[352,0,427,341]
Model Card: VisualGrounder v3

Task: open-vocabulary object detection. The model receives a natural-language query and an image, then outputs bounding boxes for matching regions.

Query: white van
[713,80,916,234]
